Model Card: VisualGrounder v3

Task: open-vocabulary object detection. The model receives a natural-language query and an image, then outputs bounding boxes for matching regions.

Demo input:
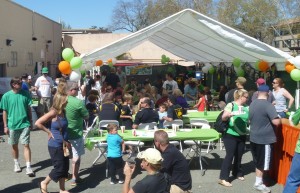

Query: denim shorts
[8,127,30,145]
[70,137,85,158]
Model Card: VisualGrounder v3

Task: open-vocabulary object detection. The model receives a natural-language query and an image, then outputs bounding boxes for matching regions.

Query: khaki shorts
[70,138,85,158]
[8,127,30,145]
[37,97,51,115]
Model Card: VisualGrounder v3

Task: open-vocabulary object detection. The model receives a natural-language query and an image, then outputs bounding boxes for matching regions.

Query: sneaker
[14,163,21,173]
[70,178,85,186]
[110,181,117,185]
[253,183,271,193]
[118,180,124,184]
[26,167,35,176]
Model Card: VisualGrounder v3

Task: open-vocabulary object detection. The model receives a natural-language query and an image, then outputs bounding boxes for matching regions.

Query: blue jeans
[278,111,286,118]
[283,152,300,193]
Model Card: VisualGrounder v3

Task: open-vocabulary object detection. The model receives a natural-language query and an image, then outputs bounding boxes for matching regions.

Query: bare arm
[282,88,294,109]
[193,98,202,108]
[2,110,9,135]
[35,109,56,139]
[222,110,232,121]
[272,118,281,127]
[122,163,136,193]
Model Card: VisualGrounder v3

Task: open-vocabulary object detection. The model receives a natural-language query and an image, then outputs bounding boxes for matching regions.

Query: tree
[61,21,72,29]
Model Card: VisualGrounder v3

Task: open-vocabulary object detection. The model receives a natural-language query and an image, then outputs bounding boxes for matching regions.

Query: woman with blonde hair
[172,88,189,109]
[219,89,249,187]
[35,81,70,193]
[272,78,294,118]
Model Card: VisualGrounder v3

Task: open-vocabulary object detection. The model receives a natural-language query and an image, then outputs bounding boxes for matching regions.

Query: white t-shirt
[163,80,178,94]
[34,76,54,97]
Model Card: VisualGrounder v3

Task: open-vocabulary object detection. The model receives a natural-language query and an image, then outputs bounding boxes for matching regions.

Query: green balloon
[236,68,245,77]
[254,60,260,70]
[209,67,215,74]
[70,57,83,69]
[166,57,170,62]
[233,58,241,68]
[161,54,166,59]
[62,48,74,62]
[161,58,166,64]
[290,69,300,81]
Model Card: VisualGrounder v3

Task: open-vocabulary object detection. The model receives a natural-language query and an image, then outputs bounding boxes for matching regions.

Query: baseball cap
[137,148,163,164]
[256,78,265,85]
[42,67,49,74]
[258,85,269,92]
[235,77,246,85]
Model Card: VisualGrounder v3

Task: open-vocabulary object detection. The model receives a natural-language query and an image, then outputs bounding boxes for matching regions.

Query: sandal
[39,181,48,193]
[237,176,245,181]
[218,180,232,187]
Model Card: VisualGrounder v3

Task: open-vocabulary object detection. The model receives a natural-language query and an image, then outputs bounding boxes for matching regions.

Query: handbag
[57,116,70,157]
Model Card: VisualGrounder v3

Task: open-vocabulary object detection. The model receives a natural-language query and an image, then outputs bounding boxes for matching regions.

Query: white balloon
[69,70,81,81]
[202,66,209,73]
[112,58,117,64]
[293,56,300,69]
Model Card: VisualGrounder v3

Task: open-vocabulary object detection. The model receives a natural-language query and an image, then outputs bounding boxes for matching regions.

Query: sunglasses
[72,88,79,91]
[14,82,22,85]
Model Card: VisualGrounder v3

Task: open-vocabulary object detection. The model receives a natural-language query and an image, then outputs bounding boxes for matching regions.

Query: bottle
[204,106,207,116]
[132,129,136,136]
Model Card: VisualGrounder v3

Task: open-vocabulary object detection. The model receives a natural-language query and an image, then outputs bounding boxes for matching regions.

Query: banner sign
[125,65,152,75]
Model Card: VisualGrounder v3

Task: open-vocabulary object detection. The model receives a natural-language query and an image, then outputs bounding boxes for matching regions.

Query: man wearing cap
[65,81,89,186]
[251,78,275,104]
[154,130,192,193]
[132,97,159,129]
[249,85,281,193]
[225,77,246,104]
[34,67,54,117]
[122,148,168,193]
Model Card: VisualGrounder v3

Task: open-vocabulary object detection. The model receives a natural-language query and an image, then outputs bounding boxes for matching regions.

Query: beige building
[0,0,62,77]
[63,29,183,65]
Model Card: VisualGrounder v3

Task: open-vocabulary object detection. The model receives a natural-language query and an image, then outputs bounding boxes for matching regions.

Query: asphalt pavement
[0,127,285,193]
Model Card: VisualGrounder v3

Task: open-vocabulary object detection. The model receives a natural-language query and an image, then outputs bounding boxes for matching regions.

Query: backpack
[214,102,234,134]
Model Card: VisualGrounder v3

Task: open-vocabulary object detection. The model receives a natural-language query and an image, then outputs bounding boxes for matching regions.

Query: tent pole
[211,73,213,90]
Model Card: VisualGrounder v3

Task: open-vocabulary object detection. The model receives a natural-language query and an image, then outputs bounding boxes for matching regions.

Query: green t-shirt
[66,96,89,140]
[0,90,32,130]
[224,102,249,136]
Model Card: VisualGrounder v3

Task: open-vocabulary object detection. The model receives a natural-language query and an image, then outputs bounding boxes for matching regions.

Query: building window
[274,41,280,48]
[28,52,33,66]
[283,40,291,48]
[10,51,17,67]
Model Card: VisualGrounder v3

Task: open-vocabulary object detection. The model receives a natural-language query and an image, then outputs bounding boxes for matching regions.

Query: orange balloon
[285,61,295,73]
[58,61,72,74]
[96,60,103,66]
[258,60,269,72]
[107,59,112,64]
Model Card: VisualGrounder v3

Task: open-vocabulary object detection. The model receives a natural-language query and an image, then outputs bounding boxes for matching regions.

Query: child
[193,90,206,111]
[106,124,125,184]
[158,104,168,128]
[86,94,99,126]
[120,93,133,129]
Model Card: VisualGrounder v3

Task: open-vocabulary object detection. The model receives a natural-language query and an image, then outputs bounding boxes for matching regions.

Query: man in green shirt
[0,77,34,176]
[65,81,89,186]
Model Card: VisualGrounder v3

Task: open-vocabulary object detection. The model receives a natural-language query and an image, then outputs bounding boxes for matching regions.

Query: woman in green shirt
[219,89,249,187]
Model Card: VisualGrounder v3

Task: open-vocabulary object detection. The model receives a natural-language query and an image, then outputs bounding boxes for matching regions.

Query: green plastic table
[182,111,221,124]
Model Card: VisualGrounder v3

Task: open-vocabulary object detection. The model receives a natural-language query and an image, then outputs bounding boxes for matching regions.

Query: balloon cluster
[287,56,300,81]
[202,63,215,74]
[59,48,83,81]
[233,58,245,76]
[161,55,170,64]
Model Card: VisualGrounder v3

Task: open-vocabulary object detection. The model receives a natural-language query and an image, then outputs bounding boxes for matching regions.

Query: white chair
[190,118,209,129]
[138,122,157,130]
[99,120,119,129]
[163,119,183,152]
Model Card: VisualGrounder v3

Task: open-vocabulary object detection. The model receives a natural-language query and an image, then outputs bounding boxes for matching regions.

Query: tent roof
[82,9,293,64]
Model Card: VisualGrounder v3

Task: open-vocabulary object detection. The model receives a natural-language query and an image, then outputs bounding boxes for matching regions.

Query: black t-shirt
[134,108,159,125]
[105,74,120,89]
[121,104,133,129]
[98,103,120,121]
[161,144,192,191]
[132,173,167,193]
[167,104,183,120]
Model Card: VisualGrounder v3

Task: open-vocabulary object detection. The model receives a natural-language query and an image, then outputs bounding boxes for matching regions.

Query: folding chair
[190,118,209,129]
[163,119,183,152]
[99,120,119,129]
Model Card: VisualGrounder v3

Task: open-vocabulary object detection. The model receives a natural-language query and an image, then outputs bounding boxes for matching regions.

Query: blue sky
[13,0,118,29]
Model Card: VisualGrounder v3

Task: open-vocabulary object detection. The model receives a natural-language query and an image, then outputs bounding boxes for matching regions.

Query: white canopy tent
[82,9,293,68]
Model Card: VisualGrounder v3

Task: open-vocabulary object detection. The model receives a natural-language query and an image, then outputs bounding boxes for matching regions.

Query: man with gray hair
[154,130,192,193]
[65,81,89,186]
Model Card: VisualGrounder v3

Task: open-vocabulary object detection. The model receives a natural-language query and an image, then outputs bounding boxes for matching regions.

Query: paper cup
[120,126,125,133]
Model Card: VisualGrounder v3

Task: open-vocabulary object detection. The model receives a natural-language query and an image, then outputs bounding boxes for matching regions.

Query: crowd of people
[1,65,300,192]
